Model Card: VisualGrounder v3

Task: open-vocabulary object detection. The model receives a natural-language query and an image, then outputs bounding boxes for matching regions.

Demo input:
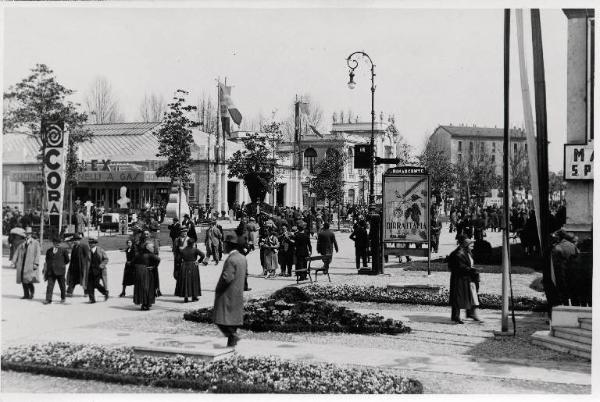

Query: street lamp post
[346,51,376,205]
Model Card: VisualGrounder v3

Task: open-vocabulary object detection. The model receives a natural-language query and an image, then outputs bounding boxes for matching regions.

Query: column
[215,164,222,216]
[221,168,228,215]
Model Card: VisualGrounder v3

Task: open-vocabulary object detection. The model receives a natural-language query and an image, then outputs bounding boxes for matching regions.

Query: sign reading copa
[564,142,594,180]
[43,121,68,216]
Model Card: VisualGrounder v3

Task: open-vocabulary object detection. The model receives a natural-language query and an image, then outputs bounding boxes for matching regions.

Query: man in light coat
[213,234,247,347]
[205,220,223,264]
[12,227,40,299]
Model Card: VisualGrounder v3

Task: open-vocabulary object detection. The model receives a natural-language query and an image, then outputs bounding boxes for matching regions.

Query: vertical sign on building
[42,120,68,234]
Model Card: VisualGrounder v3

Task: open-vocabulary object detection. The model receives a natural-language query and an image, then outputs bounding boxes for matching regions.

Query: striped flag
[219,83,242,126]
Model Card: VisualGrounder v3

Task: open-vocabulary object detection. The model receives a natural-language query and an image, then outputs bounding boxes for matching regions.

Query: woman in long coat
[448,234,480,323]
[12,228,40,299]
[119,240,136,297]
[175,237,205,303]
[261,226,279,278]
[132,242,160,311]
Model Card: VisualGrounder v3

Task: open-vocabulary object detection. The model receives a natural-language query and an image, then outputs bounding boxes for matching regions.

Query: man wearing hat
[66,233,90,297]
[168,217,182,247]
[293,221,312,281]
[9,227,26,261]
[551,229,580,305]
[87,237,109,303]
[213,233,247,347]
[43,237,70,304]
[182,213,198,244]
[205,220,223,265]
[447,234,481,323]
[12,227,40,299]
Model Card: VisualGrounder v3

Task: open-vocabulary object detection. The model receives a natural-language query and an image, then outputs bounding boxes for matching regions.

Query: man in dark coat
[349,220,369,270]
[87,237,109,303]
[430,211,442,253]
[551,229,580,306]
[182,213,198,244]
[448,234,481,323]
[168,217,182,247]
[316,222,338,272]
[43,237,70,304]
[66,233,90,297]
[213,234,247,348]
[294,221,312,280]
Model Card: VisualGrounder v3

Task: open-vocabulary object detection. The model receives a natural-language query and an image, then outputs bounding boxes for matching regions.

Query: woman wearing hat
[119,239,136,297]
[447,234,482,323]
[132,241,161,311]
[261,225,279,278]
[12,227,40,299]
[175,237,205,303]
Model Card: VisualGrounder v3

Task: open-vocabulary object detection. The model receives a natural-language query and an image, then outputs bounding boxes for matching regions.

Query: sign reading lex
[564,142,594,180]
[43,121,68,215]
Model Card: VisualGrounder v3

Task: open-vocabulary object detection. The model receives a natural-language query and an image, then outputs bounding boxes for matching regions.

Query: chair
[307,255,331,282]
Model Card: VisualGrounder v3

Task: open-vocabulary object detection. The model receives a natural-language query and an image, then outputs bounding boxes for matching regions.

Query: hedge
[1,343,423,394]
[184,296,411,335]
[301,284,547,311]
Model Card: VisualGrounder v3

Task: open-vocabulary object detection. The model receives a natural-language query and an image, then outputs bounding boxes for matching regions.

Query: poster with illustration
[383,175,429,243]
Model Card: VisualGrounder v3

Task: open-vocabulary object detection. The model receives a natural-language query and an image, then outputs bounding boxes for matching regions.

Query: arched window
[348,189,356,205]
[304,148,317,173]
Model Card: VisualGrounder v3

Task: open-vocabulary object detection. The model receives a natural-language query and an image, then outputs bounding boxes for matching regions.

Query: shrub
[301,284,547,311]
[1,343,423,394]
[184,298,411,335]
[270,286,312,303]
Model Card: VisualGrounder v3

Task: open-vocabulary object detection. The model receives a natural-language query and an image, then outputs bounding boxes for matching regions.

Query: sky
[2,4,578,172]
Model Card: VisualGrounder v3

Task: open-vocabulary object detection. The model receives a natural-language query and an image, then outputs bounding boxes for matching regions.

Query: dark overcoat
[317,229,338,256]
[213,250,247,326]
[448,246,476,309]
[45,247,70,276]
[294,231,312,258]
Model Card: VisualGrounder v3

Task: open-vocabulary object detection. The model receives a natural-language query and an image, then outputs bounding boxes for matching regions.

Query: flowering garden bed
[184,297,411,335]
[301,284,547,311]
[1,343,423,394]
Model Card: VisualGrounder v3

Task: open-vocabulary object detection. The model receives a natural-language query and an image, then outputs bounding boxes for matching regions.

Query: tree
[418,146,456,202]
[455,154,502,202]
[154,90,200,199]
[227,124,282,207]
[84,76,123,124]
[196,94,217,133]
[309,148,347,209]
[139,92,166,123]
[281,94,324,141]
[548,170,566,200]
[3,63,92,238]
[510,142,531,193]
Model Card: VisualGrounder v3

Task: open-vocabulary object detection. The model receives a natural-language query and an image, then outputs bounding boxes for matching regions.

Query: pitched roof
[2,132,41,164]
[438,125,526,139]
[84,122,161,136]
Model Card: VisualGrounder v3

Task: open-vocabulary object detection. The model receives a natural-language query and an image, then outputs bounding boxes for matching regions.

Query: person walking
[430,211,442,254]
[316,222,338,272]
[12,227,40,300]
[349,220,369,270]
[132,241,160,311]
[119,239,136,297]
[214,234,247,348]
[66,233,90,297]
[448,234,482,323]
[43,237,70,304]
[175,237,205,303]
[87,238,109,303]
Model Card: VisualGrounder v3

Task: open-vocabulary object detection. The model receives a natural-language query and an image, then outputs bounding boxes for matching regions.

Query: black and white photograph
[0,0,597,396]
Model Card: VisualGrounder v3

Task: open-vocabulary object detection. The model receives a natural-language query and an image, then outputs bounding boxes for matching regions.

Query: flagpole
[215,77,221,218]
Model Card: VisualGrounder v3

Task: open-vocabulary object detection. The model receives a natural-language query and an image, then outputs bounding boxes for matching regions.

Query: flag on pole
[219,83,242,126]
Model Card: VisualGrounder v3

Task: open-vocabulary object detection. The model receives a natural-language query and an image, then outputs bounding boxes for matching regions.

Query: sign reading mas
[382,168,429,244]
[564,142,594,180]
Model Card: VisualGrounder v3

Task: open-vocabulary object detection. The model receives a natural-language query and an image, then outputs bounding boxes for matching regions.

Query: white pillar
[215,164,222,215]
[221,169,228,215]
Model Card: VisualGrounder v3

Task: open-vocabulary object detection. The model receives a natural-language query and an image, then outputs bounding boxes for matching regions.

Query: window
[384,145,392,158]
[188,183,196,202]
[480,143,484,154]
[348,148,354,177]
[470,154,474,162]
[492,142,496,152]
[492,154,496,163]
[469,142,474,151]
[524,143,528,153]
[513,143,518,154]
[458,141,462,151]
[304,148,317,173]
[457,154,462,163]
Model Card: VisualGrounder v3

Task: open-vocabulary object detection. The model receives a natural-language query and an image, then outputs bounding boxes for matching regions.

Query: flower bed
[184,296,411,335]
[302,284,547,311]
[1,343,423,394]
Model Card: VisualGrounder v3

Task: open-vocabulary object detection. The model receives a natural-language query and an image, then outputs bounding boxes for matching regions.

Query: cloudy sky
[2,3,582,171]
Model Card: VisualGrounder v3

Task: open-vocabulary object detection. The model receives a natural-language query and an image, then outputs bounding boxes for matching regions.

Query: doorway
[276,183,286,206]
[227,181,239,210]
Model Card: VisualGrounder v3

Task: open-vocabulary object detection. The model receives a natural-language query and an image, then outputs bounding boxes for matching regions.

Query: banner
[219,83,242,126]
[382,173,429,243]
[42,120,68,233]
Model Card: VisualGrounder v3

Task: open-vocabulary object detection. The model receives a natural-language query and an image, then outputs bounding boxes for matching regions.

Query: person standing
[168,217,182,247]
[132,242,161,311]
[9,227,26,261]
[12,227,40,299]
[294,221,312,280]
[205,220,223,264]
[278,224,295,277]
[349,220,369,270]
[43,237,70,304]
[262,226,279,278]
[175,237,205,303]
[448,234,481,323]
[430,211,442,254]
[246,217,258,251]
[87,238,109,303]
[182,214,198,245]
[551,229,580,306]
[213,234,247,348]
[119,239,136,297]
